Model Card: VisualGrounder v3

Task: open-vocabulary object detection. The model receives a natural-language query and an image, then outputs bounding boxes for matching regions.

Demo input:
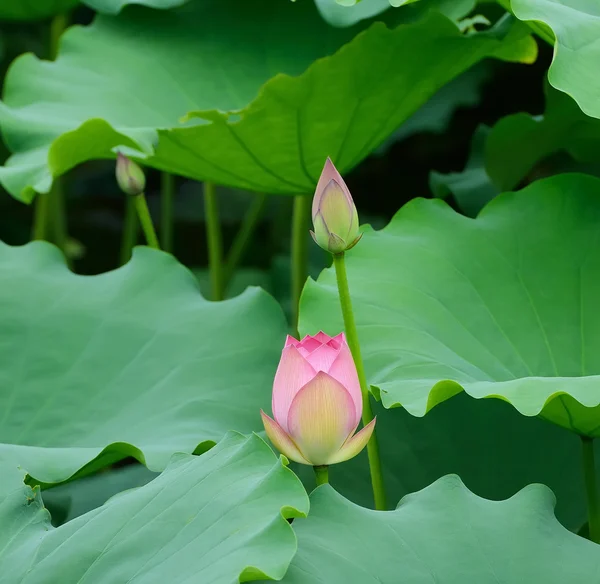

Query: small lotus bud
[116,153,146,196]
[310,158,361,255]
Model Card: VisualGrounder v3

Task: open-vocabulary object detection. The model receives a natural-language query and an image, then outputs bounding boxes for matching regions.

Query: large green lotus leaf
[0,433,309,584]
[512,0,600,119]
[293,394,594,528]
[0,0,536,202]
[276,476,600,583]
[0,0,78,21]
[486,85,600,190]
[0,242,287,485]
[300,173,600,436]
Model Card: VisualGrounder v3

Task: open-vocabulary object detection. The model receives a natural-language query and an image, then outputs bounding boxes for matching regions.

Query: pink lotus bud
[116,152,146,196]
[310,158,361,254]
[261,332,375,466]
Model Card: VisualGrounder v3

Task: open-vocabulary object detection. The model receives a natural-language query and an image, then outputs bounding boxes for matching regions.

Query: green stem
[50,178,71,267]
[204,182,224,301]
[49,12,68,60]
[223,192,267,292]
[120,195,139,265]
[160,172,175,254]
[333,252,387,511]
[134,193,160,250]
[291,195,310,336]
[582,436,600,543]
[31,192,52,241]
[314,465,329,486]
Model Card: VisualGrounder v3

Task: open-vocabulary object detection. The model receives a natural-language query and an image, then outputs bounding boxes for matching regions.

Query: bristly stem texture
[314,465,329,486]
[160,172,175,254]
[204,181,224,301]
[582,436,600,543]
[333,251,387,510]
[120,196,139,265]
[223,192,267,292]
[291,194,311,336]
[134,194,160,250]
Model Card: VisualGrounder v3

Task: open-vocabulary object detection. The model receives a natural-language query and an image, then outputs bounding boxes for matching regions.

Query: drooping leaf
[0,433,309,584]
[429,124,499,215]
[0,0,78,21]
[511,0,600,119]
[485,85,600,191]
[0,242,287,485]
[0,0,536,201]
[292,393,595,529]
[277,476,600,583]
[300,173,600,436]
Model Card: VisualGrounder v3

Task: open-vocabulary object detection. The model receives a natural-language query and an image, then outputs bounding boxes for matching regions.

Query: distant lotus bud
[310,158,361,254]
[261,332,375,466]
[116,153,145,196]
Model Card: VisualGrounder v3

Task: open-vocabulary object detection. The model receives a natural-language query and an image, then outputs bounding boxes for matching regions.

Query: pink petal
[272,345,316,431]
[285,335,300,347]
[312,158,352,219]
[261,411,310,465]
[287,372,357,466]
[298,335,322,353]
[328,342,363,426]
[304,342,340,373]
[328,418,376,465]
[313,331,332,343]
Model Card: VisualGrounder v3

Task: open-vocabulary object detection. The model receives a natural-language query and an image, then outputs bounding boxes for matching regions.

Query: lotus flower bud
[116,152,146,196]
[310,158,361,254]
[261,332,375,466]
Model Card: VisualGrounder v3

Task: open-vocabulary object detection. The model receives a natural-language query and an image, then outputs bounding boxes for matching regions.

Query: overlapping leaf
[300,173,600,436]
[293,393,595,529]
[0,0,78,21]
[0,0,536,201]
[83,0,190,13]
[0,433,309,584]
[277,476,600,583]
[0,242,287,485]
[512,0,600,119]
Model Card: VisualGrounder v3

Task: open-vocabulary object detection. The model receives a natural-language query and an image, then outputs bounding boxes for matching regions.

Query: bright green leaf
[0,0,536,201]
[512,0,600,119]
[0,242,287,485]
[278,476,600,583]
[0,433,308,584]
[0,0,78,21]
[300,173,600,436]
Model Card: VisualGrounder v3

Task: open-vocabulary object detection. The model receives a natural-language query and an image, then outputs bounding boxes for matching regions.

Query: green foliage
[278,476,600,582]
[0,242,287,485]
[84,0,190,13]
[0,0,78,21]
[301,174,600,436]
[512,0,600,119]
[0,0,535,201]
[0,433,309,583]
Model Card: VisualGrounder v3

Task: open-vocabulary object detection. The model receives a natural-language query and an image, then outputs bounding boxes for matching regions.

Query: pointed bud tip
[115,152,146,196]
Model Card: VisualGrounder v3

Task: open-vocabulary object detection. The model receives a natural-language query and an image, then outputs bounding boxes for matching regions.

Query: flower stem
[291,194,310,336]
[223,192,267,293]
[582,436,600,543]
[160,172,175,254]
[314,465,329,486]
[333,252,387,510]
[31,192,52,242]
[133,193,160,250]
[204,181,224,301]
[50,178,71,268]
[120,195,139,265]
[49,12,68,60]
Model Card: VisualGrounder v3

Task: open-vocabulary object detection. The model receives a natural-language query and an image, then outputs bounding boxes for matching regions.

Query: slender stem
[223,192,267,292]
[582,436,600,543]
[204,182,224,301]
[120,195,139,265]
[31,192,52,241]
[291,195,311,336]
[50,179,69,260]
[160,172,175,254]
[314,465,329,486]
[133,194,160,250]
[333,252,387,510]
[49,12,68,60]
